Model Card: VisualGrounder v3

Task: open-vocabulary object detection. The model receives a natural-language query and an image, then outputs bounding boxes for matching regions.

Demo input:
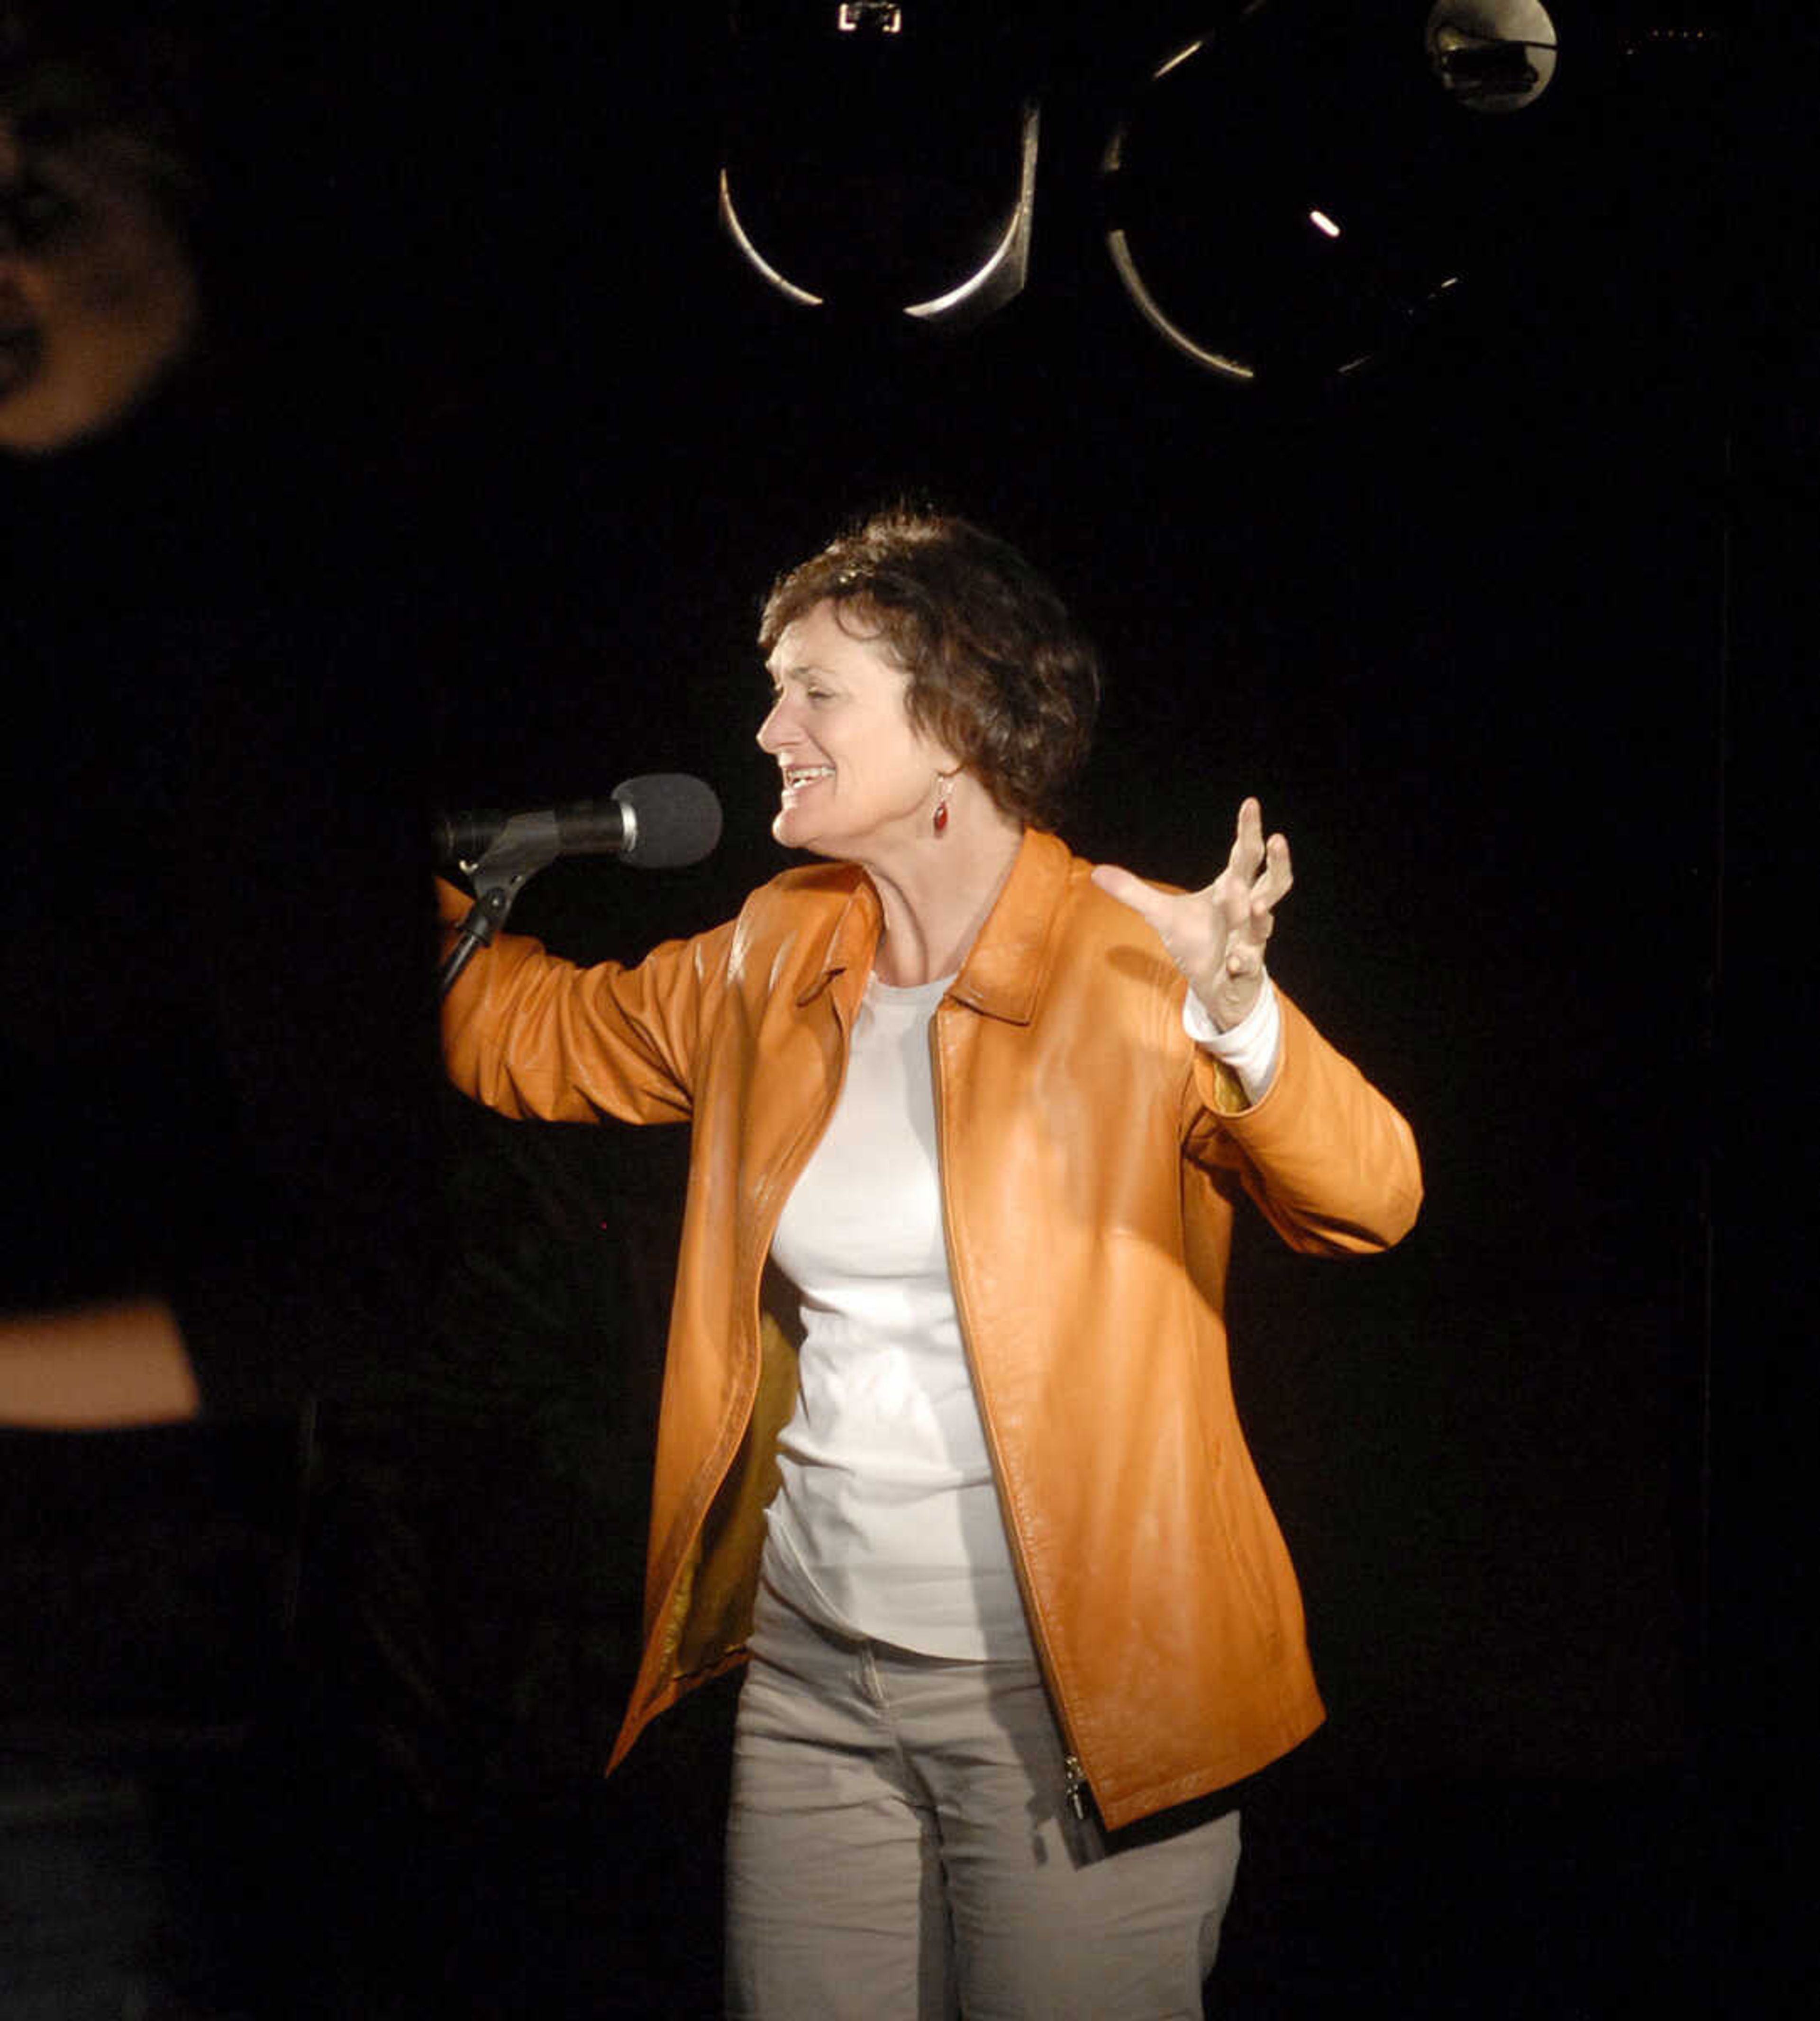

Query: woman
[438,508,1422,2018]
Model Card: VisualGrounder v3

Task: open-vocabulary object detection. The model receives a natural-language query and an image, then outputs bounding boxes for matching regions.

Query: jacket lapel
[948,828,1072,1026]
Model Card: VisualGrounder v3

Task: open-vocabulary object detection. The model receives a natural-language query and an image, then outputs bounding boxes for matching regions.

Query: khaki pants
[726,1578,1241,2019]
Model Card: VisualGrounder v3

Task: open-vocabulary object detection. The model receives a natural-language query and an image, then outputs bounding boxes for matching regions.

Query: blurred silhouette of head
[1,5,203,453]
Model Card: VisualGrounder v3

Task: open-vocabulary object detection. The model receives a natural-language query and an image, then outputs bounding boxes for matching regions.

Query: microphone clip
[437,813,564,997]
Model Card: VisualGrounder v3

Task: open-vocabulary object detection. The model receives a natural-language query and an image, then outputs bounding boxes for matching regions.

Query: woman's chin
[774,814,850,861]
[772,808,817,852]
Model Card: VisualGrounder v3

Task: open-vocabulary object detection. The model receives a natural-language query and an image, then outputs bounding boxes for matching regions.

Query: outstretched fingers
[1094,800,1292,1024]
[1230,829,1292,960]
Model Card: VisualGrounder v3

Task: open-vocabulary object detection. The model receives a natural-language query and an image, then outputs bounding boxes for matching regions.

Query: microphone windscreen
[613,774,724,869]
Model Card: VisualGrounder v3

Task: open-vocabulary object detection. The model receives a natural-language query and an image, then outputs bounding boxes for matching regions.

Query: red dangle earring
[933,773,952,836]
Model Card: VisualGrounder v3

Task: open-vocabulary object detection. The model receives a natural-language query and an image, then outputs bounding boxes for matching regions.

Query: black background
[4,3,1813,2014]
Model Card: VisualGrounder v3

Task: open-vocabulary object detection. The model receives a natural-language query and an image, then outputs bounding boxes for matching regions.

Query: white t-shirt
[765,971,1027,1657]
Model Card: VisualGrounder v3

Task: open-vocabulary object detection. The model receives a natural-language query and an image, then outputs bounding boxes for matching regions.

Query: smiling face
[757,598,958,864]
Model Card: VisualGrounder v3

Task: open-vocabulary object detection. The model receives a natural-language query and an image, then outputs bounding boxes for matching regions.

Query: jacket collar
[797,827,1073,1027]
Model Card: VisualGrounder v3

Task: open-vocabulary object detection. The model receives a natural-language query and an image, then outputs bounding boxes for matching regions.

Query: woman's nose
[756,697,791,752]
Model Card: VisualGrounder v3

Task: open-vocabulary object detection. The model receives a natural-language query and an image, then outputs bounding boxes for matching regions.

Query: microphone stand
[437,811,564,997]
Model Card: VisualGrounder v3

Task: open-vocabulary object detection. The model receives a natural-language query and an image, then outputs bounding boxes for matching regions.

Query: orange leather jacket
[439,827,1420,1829]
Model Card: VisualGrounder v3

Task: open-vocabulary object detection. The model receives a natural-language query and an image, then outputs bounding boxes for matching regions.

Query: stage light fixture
[1100,1,1557,389]
[1427,0,1558,114]
[718,2,1037,329]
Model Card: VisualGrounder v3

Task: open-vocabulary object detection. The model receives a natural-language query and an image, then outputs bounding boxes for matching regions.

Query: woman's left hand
[1091,797,1293,1030]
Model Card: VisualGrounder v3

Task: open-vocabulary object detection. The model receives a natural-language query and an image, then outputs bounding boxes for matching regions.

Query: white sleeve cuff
[1183,971,1281,1105]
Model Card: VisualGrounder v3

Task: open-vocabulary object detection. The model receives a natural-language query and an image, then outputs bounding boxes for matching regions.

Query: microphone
[434,774,722,872]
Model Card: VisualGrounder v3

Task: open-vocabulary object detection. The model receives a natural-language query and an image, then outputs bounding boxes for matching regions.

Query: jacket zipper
[928,1000,1095,1823]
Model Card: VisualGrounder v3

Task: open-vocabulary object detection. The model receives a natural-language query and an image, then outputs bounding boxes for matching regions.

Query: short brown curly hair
[759,507,1101,832]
